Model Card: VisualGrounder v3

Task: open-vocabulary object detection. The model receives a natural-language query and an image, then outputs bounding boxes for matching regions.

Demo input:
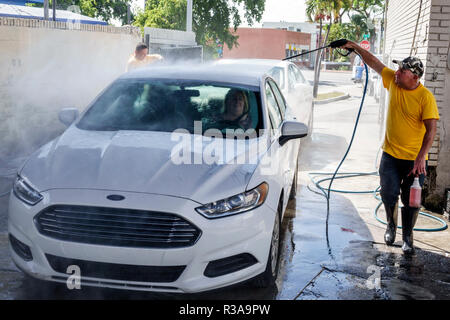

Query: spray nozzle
[329,39,349,48]
[328,39,354,56]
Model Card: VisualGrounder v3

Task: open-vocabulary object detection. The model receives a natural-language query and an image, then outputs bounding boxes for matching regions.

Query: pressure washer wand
[283,38,354,61]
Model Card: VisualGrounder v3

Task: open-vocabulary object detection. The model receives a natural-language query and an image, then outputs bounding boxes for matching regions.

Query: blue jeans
[379,152,426,209]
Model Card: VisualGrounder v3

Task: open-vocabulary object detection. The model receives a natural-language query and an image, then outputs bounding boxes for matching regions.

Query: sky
[130,0,309,27]
[243,0,308,26]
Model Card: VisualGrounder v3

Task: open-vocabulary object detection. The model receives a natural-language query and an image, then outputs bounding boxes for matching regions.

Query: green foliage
[133,0,186,30]
[327,22,355,43]
[133,0,265,57]
[352,0,384,18]
[306,0,352,23]
[307,0,384,60]
[79,0,132,24]
[349,13,370,41]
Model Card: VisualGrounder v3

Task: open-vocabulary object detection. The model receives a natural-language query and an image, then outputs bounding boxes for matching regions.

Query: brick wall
[222,28,311,61]
[0,18,141,160]
[429,0,450,201]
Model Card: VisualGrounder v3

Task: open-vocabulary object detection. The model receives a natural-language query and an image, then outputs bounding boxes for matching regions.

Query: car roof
[119,62,275,88]
[216,58,288,69]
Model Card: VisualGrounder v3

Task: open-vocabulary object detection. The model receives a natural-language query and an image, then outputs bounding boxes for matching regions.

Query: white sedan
[217,59,314,134]
[8,63,307,293]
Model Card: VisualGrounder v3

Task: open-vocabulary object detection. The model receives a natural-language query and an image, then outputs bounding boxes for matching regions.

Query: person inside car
[220,89,252,130]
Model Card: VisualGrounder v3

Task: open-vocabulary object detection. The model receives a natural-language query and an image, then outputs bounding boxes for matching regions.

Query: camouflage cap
[392,56,424,78]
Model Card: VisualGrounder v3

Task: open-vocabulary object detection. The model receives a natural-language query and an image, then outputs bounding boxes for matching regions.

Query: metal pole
[127,4,131,24]
[52,0,56,21]
[186,0,193,32]
[44,0,49,20]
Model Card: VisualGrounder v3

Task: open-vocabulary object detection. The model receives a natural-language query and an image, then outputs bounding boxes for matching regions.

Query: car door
[265,79,294,208]
[286,64,313,125]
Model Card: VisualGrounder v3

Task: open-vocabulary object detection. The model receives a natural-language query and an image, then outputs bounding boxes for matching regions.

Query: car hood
[20,127,265,204]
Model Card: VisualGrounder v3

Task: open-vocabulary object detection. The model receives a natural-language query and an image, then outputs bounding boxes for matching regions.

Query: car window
[292,64,306,84]
[267,67,285,90]
[289,64,306,85]
[265,81,282,129]
[268,80,286,119]
[77,80,263,137]
[287,66,297,89]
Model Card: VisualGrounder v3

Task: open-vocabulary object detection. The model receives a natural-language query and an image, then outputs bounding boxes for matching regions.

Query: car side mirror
[279,121,308,146]
[59,108,79,127]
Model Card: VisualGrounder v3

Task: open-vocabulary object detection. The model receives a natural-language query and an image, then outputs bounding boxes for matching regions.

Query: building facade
[222,28,313,68]
[262,21,320,68]
[382,0,450,210]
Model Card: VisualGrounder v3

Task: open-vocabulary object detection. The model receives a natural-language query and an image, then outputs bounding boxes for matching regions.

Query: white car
[8,63,308,293]
[217,59,314,134]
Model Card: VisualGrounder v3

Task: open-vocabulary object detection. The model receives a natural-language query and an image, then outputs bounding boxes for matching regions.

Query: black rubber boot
[383,202,398,245]
[401,207,419,255]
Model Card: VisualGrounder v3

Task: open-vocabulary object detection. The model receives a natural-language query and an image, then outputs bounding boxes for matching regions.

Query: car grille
[46,254,185,283]
[34,205,201,248]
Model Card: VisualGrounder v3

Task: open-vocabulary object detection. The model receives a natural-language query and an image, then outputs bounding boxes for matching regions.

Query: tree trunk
[313,19,323,99]
[313,22,332,98]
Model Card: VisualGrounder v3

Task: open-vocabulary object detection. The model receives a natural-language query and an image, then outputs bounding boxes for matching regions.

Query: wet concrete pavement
[0,71,449,299]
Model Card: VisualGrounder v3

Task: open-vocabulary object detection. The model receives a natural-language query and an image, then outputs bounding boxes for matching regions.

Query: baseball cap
[392,56,424,78]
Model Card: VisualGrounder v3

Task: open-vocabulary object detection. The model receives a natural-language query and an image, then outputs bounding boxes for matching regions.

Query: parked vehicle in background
[216,59,314,135]
[8,63,308,293]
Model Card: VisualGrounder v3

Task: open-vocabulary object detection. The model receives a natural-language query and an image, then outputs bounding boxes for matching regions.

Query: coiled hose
[308,171,448,232]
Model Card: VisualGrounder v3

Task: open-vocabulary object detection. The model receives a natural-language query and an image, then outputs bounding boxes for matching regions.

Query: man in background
[126,43,163,72]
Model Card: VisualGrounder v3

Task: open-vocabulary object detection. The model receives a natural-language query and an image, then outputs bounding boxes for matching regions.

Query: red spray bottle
[409,177,422,208]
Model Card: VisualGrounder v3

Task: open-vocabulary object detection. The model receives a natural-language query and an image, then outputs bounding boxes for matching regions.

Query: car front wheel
[252,202,281,288]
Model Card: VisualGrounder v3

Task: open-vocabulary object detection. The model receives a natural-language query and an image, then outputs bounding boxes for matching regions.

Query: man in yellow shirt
[340,41,439,254]
[126,43,163,72]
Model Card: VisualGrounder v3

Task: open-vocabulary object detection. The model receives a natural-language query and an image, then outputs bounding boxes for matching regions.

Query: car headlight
[195,182,269,219]
[13,176,43,206]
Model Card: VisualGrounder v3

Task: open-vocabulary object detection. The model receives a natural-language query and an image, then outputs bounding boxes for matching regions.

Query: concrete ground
[0,70,448,299]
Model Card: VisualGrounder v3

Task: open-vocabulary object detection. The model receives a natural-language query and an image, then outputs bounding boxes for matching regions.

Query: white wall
[0,18,141,159]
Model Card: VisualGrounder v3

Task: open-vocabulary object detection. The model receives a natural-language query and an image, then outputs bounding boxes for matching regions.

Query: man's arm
[409,119,438,176]
[341,40,386,75]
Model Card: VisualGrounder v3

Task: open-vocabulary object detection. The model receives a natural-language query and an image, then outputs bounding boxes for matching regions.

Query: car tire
[252,202,281,288]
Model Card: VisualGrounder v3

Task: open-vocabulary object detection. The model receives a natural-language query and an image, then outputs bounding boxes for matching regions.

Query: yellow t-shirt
[381,67,439,160]
[126,54,163,72]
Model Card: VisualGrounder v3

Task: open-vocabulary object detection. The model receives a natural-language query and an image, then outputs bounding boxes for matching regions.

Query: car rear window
[77,80,263,136]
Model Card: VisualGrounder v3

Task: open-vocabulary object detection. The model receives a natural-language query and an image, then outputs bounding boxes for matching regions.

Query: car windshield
[77,79,263,136]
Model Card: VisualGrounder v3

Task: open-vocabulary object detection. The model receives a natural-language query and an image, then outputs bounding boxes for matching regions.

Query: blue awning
[0,3,108,25]
[0,0,43,4]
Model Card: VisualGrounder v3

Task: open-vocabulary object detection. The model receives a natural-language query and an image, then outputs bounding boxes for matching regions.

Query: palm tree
[331,0,352,23]
[307,0,351,24]
[306,0,333,97]
[306,0,352,97]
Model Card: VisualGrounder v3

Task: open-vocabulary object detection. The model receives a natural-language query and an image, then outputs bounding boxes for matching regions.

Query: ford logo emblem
[107,195,125,201]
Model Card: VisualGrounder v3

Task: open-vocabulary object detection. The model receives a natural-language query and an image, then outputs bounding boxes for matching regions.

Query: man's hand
[339,40,357,51]
[409,155,427,177]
